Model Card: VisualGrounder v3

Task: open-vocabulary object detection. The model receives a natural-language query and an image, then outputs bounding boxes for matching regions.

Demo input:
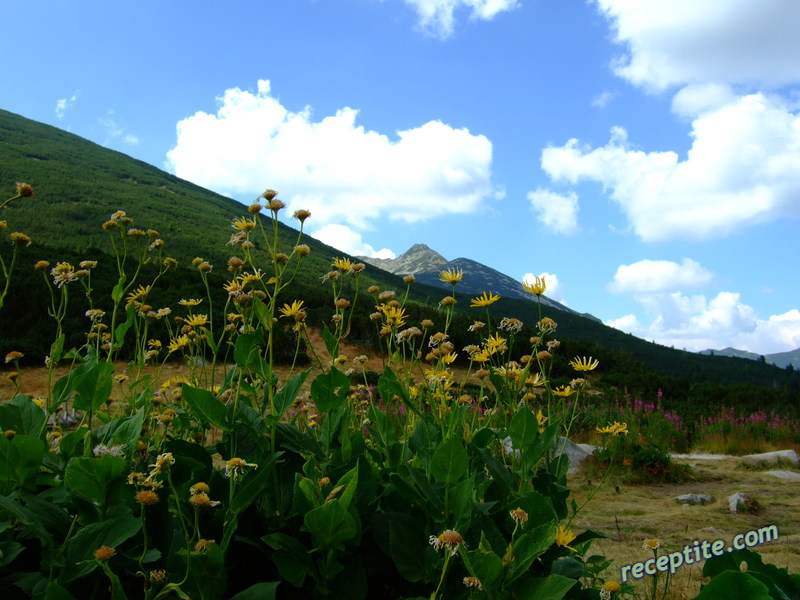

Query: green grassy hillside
[2,108,799,422]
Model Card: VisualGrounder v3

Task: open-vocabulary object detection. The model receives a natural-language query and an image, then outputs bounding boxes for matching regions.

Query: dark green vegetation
[2,107,799,426]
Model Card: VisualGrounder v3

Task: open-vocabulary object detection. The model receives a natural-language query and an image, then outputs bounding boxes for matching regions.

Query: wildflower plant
[0,183,622,599]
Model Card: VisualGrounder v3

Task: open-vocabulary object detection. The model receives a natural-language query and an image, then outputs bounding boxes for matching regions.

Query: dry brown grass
[570,456,800,598]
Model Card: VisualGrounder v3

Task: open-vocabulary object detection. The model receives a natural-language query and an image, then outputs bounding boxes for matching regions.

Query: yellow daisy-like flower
[184,314,209,328]
[429,529,465,556]
[332,257,352,272]
[439,268,463,284]
[522,275,546,296]
[552,385,574,397]
[569,356,599,372]
[125,284,151,305]
[643,538,662,551]
[279,300,305,319]
[525,372,547,387]
[231,216,256,232]
[485,333,507,355]
[380,304,407,329]
[470,291,500,307]
[178,298,203,307]
[555,525,577,551]
[167,335,191,354]
[536,409,548,432]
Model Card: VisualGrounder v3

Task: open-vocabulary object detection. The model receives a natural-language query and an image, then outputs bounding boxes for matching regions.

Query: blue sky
[4,0,800,354]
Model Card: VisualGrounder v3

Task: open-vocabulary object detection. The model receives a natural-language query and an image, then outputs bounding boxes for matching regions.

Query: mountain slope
[700,346,800,369]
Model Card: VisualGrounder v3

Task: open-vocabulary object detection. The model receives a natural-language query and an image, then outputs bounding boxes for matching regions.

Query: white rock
[741,450,799,465]
[764,470,800,480]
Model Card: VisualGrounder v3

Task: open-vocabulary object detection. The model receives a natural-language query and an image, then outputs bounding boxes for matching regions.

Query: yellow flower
[231,216,256,232]
[190,482,211,495]
[4,351,23,363]
[643,538,662,551]
[178,298,203,307]
[509,508,529,525]
[293,209,311,223]
[194,539,215,552]
[553,385,574,397]
[603,580,621,593]
[429,529,465,556]
[279,300,305,319]
[485,333,507,355]
[135,490,160,506]
[596,421,628,436]
[9,232,32,247]
[439,268,463,284]
[470,291,500,307]
[167,335,191,353]
[225,457,258,478]
[93,545,116,561]
[185,314,209,327]
[555,525,577,551]
[380,304,407,328]
[536,409,548,432]
[126,284,151,305]
[569,356,599,371]
[522,275,546,296]
[525,373,546,387]
[189,492,221,508]
[332,257,352,272]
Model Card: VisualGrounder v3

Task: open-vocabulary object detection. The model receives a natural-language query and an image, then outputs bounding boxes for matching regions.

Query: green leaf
[0,434,46,492]
[551,557,584,579]
[508,407,538,450]
[322,323,337,359]
[64,455,127,512]
[234,332,268,375]
[43,582,78,600]
[113,303,136,349]
[471,427,495,449]
[229,452,282,515]
[303,499,357,550]
[467,548,504,591]
[377,366,417,416]
[388,516,432,582]
[0,394,46,437]
[513,574,576,600]
[49,334,66,365]
[182,384,230,431]
[273,369,310,419]
[229,582,280,600]
[62,516,141,582]
[93,409,144,454]
[335,464,359,510]
[694,571,772,600]
[430,436,468,484]
[311,368,350,412]
[110,276,127,304]
[506,524,555,584]
[72,360,114,412]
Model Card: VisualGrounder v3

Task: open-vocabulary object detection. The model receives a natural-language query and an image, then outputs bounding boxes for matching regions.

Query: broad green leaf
[320,404,344,455]
[234,332,267,374]
[273,368,310,419]
[230,582,280,600]
[388,517,432,582]
[467,548,503,591]
[506,524,555,584]
[182,384,230,431]
[93,409,144,453]
[322,324,338,359]
[44,582,78,600]
[430,436,468,484]
[113,303,136,349]
[62,516,141,582]
[311,368,350,412]
[64,455,127,511]
[110,276,127,304]
[303,498,357,550]
[335,464,359,510]
[0,394,46,437]
[513,574,576,600]
[0,434,46,492]
[229,452,282,515]
[377,366,416,415]
[508,407,537,449]
[72,360,114,412]
[49,334,66,364]
[694,571,772,600]
[551,557,584,579]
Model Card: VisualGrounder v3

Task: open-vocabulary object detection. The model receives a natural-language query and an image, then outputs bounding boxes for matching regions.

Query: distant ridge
[699,346,800,369]
[361,244,592,318]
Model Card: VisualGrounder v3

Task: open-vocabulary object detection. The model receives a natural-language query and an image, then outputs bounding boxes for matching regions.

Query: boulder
[675,493,715,505]
[764,470,800,480]
[741,450,798,466]
[728,492,751,513]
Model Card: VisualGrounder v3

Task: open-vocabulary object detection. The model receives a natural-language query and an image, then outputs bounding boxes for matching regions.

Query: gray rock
[764,470,800,480]
[675,493,715,505]
[553,437,593,475]
[728,492,748,513]
[741,450,799,465]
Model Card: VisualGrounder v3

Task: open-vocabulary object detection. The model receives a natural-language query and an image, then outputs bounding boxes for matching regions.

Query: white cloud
[523,271,564,303]
[594,0,800,91]
[608,258,713,294]
[166,80,497,232]
[403,0,520,39]
[527,189,579,235]
[99,111,139,145]
[591,90,618,109]
[309,224,396,259]
[55,91,79,118]
[606,291,800,354]
[670,83,736,119]
[540,93,800,241]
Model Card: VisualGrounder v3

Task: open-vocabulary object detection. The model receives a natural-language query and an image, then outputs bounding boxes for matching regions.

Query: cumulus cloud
[527,189,579,235]
[594,0,800,91]
[166,80,497,231]
[309,224,396,259]
[55,91,80,118]
[403,0,520,39]
[670,83,736,119]
[608,259,713,294]
[605,291,800,354]
[523,271,564,303]
[591,90,618,109]
[539,93,800,241]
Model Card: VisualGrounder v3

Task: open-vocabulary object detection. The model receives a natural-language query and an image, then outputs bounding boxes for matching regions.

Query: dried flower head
[194,539,215,553]
[135,490,160,506]
[9,232,32,247]
[463,577,483,590]
[15,182,34,198]
[643,538,662,551]
[94,545,116,561]
[34,260,50,271]
[225,457,258,478]
[294,244,311,256]
[293,209,311,222]
[429,529,465,556]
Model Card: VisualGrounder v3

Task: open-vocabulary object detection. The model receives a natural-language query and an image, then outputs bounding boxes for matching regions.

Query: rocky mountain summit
[360,243,583,316]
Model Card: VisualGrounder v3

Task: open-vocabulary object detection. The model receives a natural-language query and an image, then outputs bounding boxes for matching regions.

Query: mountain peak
[360,243,448,274]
